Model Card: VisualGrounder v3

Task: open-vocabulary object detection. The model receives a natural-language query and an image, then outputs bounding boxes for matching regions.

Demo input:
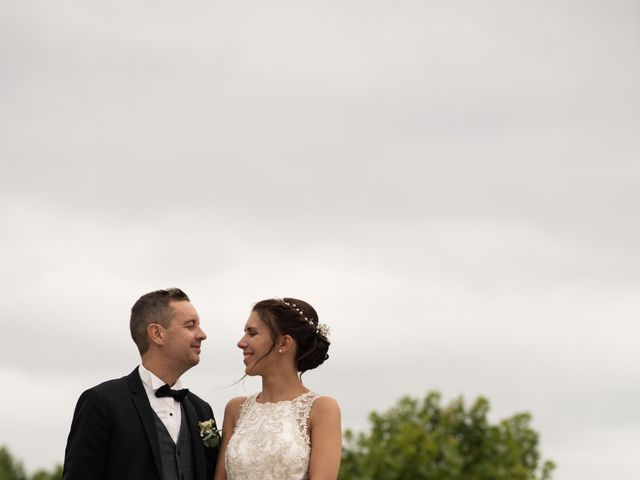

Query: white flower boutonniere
[198,419,221,448]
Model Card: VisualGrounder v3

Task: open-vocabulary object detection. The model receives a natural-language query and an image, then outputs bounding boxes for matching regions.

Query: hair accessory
[281,299,330,337]
[315,323,331,338]
[282,299,313,326]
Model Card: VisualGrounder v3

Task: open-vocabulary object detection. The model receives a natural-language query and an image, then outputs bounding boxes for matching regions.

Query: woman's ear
[278,334,294,353]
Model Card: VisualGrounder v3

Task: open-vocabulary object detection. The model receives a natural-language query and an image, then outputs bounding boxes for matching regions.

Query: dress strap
[293,392,322,445]
[233,394,258,432]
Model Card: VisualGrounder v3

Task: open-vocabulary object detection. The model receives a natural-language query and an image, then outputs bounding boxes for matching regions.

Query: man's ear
[147,323,165,347]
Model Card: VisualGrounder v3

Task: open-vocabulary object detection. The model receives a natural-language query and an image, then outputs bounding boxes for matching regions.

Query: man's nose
[198,326,207,340]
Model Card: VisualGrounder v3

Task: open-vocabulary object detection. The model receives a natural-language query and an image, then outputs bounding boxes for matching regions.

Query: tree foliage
[0,447,61,480]
[339,392,555,480]
[0,446,26,480]
[28,466,62,480]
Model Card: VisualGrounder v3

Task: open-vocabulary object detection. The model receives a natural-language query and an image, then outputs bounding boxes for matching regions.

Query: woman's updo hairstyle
[252,297,330,374]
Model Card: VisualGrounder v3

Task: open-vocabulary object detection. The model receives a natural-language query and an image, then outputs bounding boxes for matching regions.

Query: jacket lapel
[183,396,207,480]
[127,368,163,480]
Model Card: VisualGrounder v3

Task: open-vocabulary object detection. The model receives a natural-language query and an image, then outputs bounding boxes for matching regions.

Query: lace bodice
[225,391,321,480]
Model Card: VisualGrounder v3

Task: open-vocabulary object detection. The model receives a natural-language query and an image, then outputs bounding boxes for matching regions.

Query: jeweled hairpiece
[281,299,312,325]
[281,299,330,338]
[316,323,331,338]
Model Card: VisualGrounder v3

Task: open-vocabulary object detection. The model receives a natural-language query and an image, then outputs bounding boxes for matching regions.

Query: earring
[278,349,283,353]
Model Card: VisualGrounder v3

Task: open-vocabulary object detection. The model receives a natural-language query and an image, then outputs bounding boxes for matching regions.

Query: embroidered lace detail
[225,391,322,480]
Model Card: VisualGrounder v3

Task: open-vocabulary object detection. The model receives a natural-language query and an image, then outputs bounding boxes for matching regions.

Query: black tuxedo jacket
[62,368,218,480]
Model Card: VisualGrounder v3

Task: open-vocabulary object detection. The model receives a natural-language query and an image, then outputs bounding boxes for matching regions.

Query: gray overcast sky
[1,1,639,479]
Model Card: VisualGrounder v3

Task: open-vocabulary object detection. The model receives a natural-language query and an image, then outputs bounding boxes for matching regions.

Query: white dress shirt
[138,364,184,443]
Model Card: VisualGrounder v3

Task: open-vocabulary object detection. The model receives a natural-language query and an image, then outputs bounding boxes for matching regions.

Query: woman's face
[237,311,276,375]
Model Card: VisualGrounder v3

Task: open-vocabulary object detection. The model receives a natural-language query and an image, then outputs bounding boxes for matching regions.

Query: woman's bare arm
[308,396,342,480]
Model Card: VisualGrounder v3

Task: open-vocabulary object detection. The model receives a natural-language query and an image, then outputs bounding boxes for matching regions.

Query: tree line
[0,447,61,480]
[1,391,554,480]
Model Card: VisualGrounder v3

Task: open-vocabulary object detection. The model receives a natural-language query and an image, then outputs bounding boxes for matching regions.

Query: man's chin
[187,355,201,367]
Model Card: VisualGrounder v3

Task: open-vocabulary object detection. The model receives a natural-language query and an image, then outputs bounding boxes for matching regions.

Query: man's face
[162,300,207,370]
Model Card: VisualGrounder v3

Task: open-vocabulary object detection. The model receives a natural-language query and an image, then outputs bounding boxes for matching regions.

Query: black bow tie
[155,384,189,402]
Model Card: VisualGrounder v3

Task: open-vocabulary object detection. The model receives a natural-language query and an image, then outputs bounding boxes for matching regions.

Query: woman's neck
[258,371,308,403]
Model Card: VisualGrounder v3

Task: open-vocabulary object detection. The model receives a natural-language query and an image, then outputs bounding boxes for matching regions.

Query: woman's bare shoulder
[225,396,249,415]
[311,395,341,416]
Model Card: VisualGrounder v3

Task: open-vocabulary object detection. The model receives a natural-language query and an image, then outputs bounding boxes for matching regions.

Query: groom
[63,288,219,480]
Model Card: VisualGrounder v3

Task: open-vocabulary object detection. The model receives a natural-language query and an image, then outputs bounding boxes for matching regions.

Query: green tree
[339,392,555,480]
[0,446,61,480]
[0,446,27,480]
[30,465,62,480]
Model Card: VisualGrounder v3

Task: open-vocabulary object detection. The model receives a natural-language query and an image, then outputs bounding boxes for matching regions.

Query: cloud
[1,1,638,478]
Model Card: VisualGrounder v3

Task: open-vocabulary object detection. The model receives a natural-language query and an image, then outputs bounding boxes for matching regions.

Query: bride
[214,298,341,480]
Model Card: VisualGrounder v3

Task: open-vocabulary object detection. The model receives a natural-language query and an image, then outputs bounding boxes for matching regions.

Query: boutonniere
[198,419,221,448]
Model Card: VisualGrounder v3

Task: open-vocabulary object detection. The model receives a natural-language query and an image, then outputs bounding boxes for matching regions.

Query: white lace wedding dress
[225,391,321,480]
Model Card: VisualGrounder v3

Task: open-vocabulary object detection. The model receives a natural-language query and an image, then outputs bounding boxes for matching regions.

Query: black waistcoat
[152,405,195,480]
